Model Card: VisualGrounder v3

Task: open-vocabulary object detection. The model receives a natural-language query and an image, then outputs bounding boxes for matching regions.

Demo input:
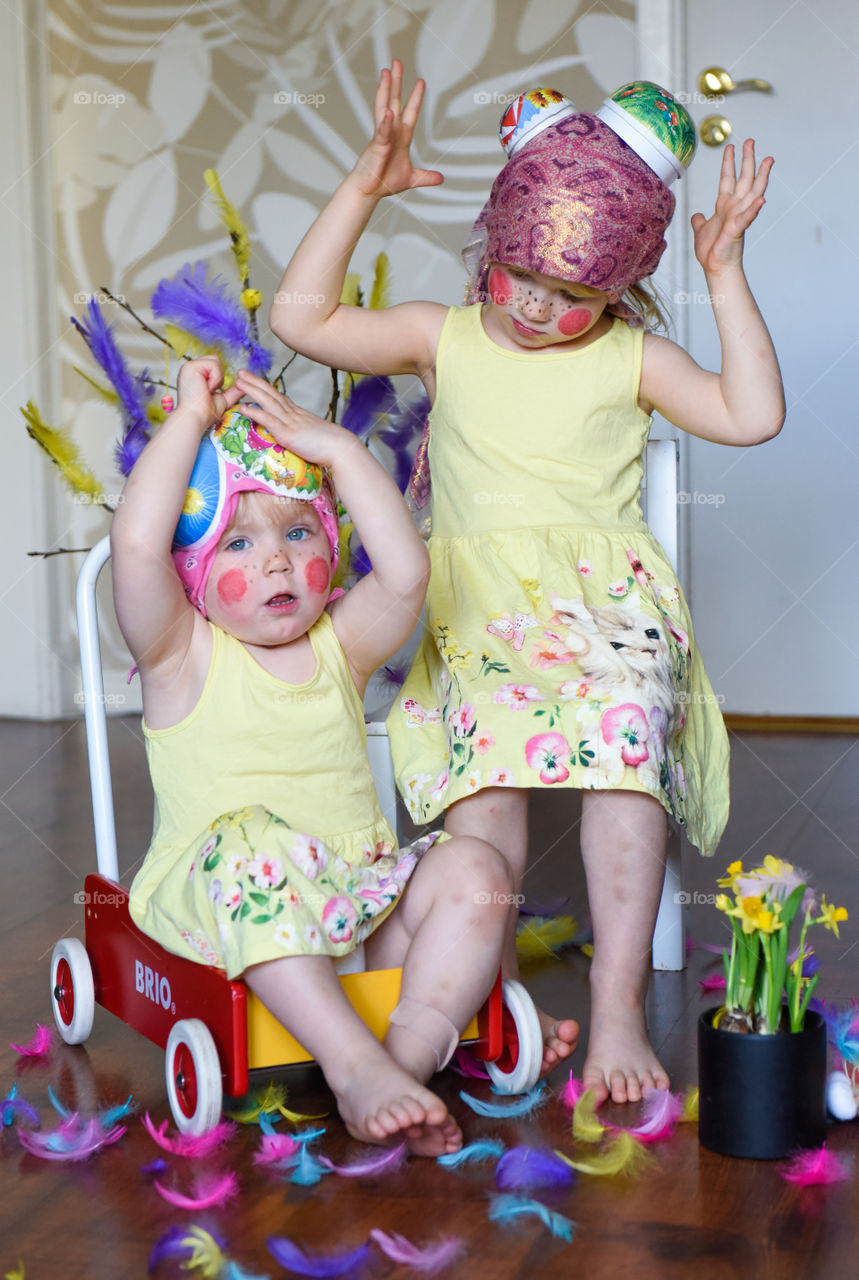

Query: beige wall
[5,0,641,716]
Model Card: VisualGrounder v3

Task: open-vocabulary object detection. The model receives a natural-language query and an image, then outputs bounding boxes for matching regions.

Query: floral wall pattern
[47,0,637,706]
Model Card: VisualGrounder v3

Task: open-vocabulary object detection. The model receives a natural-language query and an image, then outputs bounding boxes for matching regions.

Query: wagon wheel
[165,1019,223,1135]
[485,979,543,1094]
[50,938,95,1045]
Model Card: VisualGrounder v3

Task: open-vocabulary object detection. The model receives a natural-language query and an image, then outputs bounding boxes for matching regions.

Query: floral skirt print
[387,525,730,858]
[136,804,440,980]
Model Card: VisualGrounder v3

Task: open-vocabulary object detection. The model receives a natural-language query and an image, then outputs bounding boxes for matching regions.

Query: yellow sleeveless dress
[387,305,729,857]
[129,612,438,978]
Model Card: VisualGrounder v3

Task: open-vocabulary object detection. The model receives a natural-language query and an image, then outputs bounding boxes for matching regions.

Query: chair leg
[652,828,685,971]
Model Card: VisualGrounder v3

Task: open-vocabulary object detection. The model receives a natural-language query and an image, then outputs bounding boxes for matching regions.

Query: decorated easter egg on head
[596,81,696,184]
[499,87,577,158]
[213,407,323,497]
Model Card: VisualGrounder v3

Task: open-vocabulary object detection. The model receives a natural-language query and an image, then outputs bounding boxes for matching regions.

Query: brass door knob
[699,115,733,147]
[698,66,773,97]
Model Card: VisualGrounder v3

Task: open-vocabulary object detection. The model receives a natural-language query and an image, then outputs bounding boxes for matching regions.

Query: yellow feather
[203,168,251,285]
[516,914,580,959]
[340,273,362,308]
[572,1089,607,1144]
[556,1132,652,1178]
[181,1228,227,1279]
[21,402,105,504]
[369,251,391,311]
[5,1263,25,1280]
[680,1086,699,1122]
[72,365,119,406]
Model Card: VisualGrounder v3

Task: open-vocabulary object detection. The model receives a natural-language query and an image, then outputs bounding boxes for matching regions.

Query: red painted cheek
[558,308,593,337]
[305,556,330,594]
[488,267,514,307]
[216,568,247,604]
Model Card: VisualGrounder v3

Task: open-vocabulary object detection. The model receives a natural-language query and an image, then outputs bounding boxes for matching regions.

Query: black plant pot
[698,1007,827,1159]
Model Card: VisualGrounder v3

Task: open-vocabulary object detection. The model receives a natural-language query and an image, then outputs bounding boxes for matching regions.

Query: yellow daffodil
[760,854,794,878]
[715,892,733,913]
[819,896,848,938]
[717,860,744,887]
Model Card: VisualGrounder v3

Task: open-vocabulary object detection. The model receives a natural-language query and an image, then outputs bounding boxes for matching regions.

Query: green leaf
[248,891,269,906]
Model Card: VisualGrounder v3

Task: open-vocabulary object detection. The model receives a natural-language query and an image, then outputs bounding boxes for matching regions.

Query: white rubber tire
[485,978,543,1095]
[165,1019,223,1135]
[50,938,95,1044]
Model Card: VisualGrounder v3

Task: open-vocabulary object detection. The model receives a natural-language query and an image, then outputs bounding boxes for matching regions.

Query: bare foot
[581,1000,669,1105]
[329,1046,462,1156]
[536,1008,579,1077]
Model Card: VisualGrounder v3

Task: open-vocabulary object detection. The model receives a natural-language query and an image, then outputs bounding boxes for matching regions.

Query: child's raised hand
[232,370,357,469]
[691,140,773,276]
[352,59,444,199]
[176,355,243,429]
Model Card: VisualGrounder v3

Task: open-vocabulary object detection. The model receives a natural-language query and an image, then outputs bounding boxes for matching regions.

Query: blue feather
[488,1193,576,1241]
[266,1237,371,1277]
[288,1144,330,1186]
[151,262,272,377]
[340,375,397,439]
[459,1084,547,1118]
[495,1146,575,1191]
[438,1138,505,1168]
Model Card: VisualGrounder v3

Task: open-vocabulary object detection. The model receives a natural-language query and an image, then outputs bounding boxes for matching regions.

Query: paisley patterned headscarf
[173,406,340,616]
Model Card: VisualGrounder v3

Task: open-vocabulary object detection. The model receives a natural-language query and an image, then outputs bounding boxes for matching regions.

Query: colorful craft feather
[178,1225,230,1278]
[142,1111,235,1156]
[226,1082,325,1125]
[495,1146,575,1192]
[369,1229,465,1273]
[340,375,397,441]
[319,1141,407,1177]
[368,252,391,312]
[148,1224,229,1272]
[571,1090,606,1144]
[699,974,727,993]
[437,1138,505,1168]
[10,1024,54,1057]
[459,1084,547,1119]
[152,1170,239,1210]
[99,1096,137,1128]
[71,299,152,472]
[556,1131,651,1178]
[141,1157,169,1176]
[266,1237,371,1277]
[21,402,106,505]
[18,1114,125,1161]
[376,392,431,495]
[447,1048,491,1081]
[151,262,272,378]
[824,1003,859,1065]
[289,1144,331,1187]
[4,1263,25,1280]
[680,1088,699,1123]
[204,169,252,287]
[780,1144,849,1186]
[222,1263,271,1280]
[516,914,583,959]
[620,1090,682,1144]
[558,1072,586,1111]
[488,1193,576,1242]
[1,1084,39,1129]
[253,1131,300,1167]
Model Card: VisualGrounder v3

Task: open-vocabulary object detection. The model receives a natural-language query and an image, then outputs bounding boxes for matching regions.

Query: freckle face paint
[557,307,592,337]
[488,267,514,307]
[217,567,247,604]
[305,556,330,594]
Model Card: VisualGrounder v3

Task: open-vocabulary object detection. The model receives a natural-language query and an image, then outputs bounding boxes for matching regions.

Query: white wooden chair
[365,438,685,972]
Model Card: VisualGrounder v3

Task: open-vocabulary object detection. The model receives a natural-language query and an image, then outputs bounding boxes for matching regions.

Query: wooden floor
[2,717,858,1278]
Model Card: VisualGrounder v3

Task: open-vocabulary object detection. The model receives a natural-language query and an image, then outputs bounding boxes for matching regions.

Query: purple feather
[1,1084,39,1129]
[141,1157,169,1176]
[318,1140,407,1177]
[340,375,397,439]
[495,1145,575,1192]
[72,301,152,473]
[369,1229,465,1272]
[349,541,372,578]
[151,262,272,376]
[114,418,150,476]
[376,393,430,493]
[18,1114,125,1161]
[148,1224,229,1272]
[266,1237,371,1277]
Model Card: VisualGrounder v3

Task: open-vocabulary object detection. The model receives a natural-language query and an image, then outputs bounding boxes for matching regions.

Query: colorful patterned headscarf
[173,406,340,616]
[463,82,695,306]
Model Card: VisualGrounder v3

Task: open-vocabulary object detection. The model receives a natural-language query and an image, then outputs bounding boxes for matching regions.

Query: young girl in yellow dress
[113,355,514,1154]
[269,63,785,1105]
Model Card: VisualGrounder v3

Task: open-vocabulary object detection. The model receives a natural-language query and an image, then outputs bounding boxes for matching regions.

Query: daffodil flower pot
[698,1007,827,1159]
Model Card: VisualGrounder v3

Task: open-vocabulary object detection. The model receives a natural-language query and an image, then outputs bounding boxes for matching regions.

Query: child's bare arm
[270,60,446,379]
[110,357,242,672]
[640,140,785,446]
[234,371,429,689]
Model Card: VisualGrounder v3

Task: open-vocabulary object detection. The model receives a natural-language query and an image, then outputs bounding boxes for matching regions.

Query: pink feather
[622,1090,683,1144]
[10,1024,54,1057]
[781,1145,849,1186]
[699,974,727,993]
[142,1112,236,1156]
[447,1049,491,1080]
[18,1115,125,1161]
[152,1170,239,1209]
[369,1229,465,1272]
[253,1132,300,1166]
[319,1141,407,1178]
[558,1072,586,1109]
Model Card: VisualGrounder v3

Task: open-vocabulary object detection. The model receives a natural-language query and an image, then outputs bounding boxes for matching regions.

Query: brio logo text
[135,960,174,1012]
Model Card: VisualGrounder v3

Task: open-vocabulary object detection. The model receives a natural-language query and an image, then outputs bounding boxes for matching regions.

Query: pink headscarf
[463,110,676,306]
[172,406,340,616]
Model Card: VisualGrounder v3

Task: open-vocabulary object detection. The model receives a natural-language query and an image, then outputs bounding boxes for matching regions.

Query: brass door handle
[698,66,773,97]
[700,115,732,147]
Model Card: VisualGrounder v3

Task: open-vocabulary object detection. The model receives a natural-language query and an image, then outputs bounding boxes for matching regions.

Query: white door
[681,2,859,715]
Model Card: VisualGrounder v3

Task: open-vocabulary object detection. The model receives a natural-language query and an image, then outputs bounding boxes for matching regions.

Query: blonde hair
[622,279,671,334]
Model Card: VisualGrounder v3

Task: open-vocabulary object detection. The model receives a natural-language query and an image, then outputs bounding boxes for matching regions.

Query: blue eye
[226,535,250,551]
[286,526,310,541]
